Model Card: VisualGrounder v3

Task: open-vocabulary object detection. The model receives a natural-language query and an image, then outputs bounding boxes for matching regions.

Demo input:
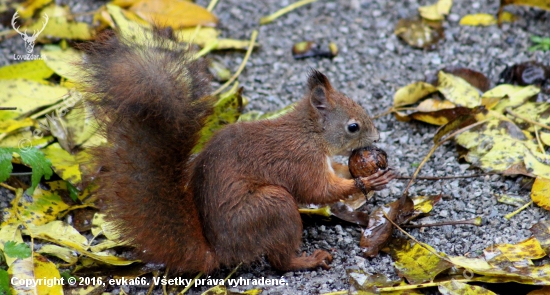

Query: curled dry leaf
[291,41,338,59]
[499,61,550,94]
[360,197,414,257]
[394,18,444,50]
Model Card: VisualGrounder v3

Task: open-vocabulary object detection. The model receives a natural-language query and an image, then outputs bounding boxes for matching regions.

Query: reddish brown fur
[80,29,394,273]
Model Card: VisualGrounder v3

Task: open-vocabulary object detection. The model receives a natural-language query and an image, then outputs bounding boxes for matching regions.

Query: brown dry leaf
[360,197,414,257]
[394,18,444,50]
[129,0,218,29]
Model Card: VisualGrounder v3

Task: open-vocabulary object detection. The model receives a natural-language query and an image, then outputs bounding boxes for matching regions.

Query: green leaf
[3,241,31,260]
[0,147,53,195]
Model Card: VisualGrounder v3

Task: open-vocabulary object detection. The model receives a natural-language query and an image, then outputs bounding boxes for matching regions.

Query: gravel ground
[1,0,550,294]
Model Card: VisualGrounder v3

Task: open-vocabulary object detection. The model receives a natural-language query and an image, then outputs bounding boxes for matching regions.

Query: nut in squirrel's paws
[349,146,395,192]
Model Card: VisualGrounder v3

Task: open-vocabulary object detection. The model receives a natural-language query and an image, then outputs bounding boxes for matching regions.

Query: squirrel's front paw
[358,169,395,191]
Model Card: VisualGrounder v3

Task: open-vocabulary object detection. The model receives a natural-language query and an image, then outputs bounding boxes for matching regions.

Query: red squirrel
[79,29,395,274]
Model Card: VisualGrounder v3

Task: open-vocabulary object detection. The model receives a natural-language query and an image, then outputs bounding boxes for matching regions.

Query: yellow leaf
[459,13,497,26]
[33,253,64,294]
[0,79,67,115]
[439,279,497,295]
[500,0,550,12]
[129,0,218,29]
[450,255,550,284]
[416,98,456,112]
[531,177,550,211]
[487,237,546,262]
[41,46,83,81]
[531,220,550,255]
[499,11,517,23]
[0,60,53,82]
[91,213,123,242]
[412,195,439,214]
[390,239,452,284]
[419,0,453,21]
[437,71,481,108]
[393,81,438,107]
[26,4,93,41]
[37,244,78,264]
[410,112,452,125]
[15,0,53,18]
[1,180,71,226]
[42,143,81,186]
[524,149,550,179]
[0,222,24,266]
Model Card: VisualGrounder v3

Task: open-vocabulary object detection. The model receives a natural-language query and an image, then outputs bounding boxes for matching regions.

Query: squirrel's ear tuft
[307,69,332,91]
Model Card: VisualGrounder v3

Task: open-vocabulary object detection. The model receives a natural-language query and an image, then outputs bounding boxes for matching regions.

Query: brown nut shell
[349,146,388,178]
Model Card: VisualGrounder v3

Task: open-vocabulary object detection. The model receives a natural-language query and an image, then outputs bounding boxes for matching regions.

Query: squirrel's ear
[308,70,333,113]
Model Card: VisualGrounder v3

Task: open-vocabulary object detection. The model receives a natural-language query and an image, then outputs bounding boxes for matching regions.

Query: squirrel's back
[79,29,218,273]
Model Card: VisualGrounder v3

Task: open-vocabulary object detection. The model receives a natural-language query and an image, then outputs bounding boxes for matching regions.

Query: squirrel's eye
[347,123,360,133]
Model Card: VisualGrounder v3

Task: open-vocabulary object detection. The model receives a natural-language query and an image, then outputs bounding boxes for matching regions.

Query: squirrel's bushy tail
[80,30,218,273]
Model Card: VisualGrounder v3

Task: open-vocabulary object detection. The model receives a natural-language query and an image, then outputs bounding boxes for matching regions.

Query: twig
[505,200,533,220]
[372,108,394,120]
[260,0,318,25]
[178,272,202,295]
[397,173,494,180]
[212,30,258,96]
[534,126,545,153]
[506,108,550,130]
[402,119,489,199]
[381,211,447,260]
[0,182,17,192]
[402,217,482,228]
[0,107,17,110]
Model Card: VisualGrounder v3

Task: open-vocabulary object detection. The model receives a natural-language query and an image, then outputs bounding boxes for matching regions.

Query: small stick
[0,107,17,110]
[396,173,494,180]
[534,126,545,153]
[212,30,258,96]
[402,217,482,228]
[260,0,318,25]
[402,119,489,200]
[0,182,17,192]
[506,107,550,130]
[505,200,533,220]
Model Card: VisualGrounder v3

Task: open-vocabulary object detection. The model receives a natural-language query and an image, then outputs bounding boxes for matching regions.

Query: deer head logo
[11,11,49,54]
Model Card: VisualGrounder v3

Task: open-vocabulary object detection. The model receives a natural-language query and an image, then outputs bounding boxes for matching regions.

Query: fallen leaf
[439,279,496,295]
[437,71,481,108]
[8,253,63,295]
[531,176,550,210]
[393,82,438,107]
[459,13,497,26]
[129,0,218,28]
[37,244,78,264]
[0,59,53,82]
[530,220,550,254]
[0,79,67,115]
[390,239,452,284]
[418,0,453,21]
[395,18,444,50]
[41,46,83,81]
[360,197,414,257]
[1,180,71,226]
[42,143,82,186]
[27,4,93,41]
